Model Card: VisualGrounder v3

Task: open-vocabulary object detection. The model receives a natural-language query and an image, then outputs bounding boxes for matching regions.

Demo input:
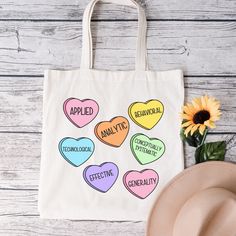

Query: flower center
[193,110,210,124]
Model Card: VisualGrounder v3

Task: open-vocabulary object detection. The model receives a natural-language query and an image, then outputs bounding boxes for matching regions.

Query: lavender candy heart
[83,162,119,193]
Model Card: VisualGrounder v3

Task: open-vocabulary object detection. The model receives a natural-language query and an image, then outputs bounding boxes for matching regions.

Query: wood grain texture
[0,0,236,20]
[0,0,236,235]
[0,21,236,75]
[0,214,145,236]
[0,76,235,133]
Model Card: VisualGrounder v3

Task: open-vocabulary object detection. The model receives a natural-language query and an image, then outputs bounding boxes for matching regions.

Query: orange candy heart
[94,116,130,147]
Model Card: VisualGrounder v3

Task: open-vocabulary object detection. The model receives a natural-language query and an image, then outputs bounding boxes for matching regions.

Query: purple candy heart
[83,162,119,193]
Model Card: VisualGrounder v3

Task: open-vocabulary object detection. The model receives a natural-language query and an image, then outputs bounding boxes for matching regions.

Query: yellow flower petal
[199,125,206,135]
[201,96,207,110]
[204,120,216,129]
[210,115,220,121]
[181,114,193,120]
[182,121,193,128]
[183,104,194,116]
[192,99,201,110]
[184,124,194,136]
[190,124,201,135]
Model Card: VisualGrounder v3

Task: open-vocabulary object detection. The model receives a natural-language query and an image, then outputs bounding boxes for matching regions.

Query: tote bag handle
[80,0,148,71]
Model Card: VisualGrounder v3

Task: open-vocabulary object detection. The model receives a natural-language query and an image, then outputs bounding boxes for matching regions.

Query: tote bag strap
[80,0,148,71]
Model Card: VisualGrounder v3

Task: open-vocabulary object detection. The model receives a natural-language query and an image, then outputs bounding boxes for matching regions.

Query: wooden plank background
[0,0,236,235]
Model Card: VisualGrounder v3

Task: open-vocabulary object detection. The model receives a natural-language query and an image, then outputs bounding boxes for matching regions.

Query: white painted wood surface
[0,21,236,75]
[0,0,236,235]
[1,0,236,20]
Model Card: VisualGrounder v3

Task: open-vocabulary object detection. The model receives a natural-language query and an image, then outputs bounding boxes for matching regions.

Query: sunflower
[181,95,221,136]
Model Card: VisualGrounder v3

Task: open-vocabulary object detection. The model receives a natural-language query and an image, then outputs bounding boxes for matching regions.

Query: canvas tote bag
[38,0,184,221]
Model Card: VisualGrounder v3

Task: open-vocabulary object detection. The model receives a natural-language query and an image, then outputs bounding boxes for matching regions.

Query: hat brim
[146,161,236,236]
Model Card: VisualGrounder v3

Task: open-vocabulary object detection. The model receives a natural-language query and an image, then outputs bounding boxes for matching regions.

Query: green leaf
[195,141,226,163]
[180,128,206,147]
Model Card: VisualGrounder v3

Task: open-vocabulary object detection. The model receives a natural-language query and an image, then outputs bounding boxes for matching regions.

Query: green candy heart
[130,133,165,165]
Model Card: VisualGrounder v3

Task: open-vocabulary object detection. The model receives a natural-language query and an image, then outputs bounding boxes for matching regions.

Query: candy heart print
[59,137,94,167]
[63,98,99,128]
[123,169,159,199]
[130,133,165,165]
[128,100,164,130]
[94,116,129,147]
[83,162,119,193]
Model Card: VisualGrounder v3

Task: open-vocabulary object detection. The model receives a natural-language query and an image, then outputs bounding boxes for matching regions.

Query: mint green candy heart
[130,133,165,165]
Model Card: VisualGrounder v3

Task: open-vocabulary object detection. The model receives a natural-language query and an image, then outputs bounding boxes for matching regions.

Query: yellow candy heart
[128,100,164,130]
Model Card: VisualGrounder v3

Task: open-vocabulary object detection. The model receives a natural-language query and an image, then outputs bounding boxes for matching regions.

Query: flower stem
[199,128,208,146]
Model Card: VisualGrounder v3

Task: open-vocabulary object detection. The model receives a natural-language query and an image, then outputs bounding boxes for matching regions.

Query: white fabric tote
[38,0,184,221]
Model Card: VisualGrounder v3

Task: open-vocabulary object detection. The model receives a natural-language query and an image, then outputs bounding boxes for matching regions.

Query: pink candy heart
[63,98,99,128]
[123,169,159,199]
